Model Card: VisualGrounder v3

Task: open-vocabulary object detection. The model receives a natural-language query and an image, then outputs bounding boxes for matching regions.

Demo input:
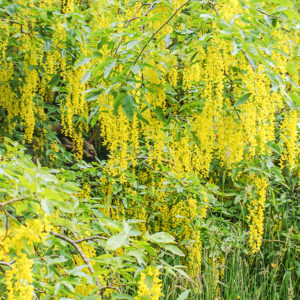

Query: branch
[0,18,22,25]
[143,0,160,17]
[0,197,27,207]
[134,0,191,65]
[0,206,9,242]
[0,260,15,268]
[114,1,159,56]
[75,235,108,243]
[0,197,28,241]
[254,8,279,19]
[209,0,219,16]
[98,285,121,294]
[125,1,159,25]
[50,231,102,289]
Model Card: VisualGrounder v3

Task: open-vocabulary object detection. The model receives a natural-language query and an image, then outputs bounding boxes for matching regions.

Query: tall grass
[161,221,299,300]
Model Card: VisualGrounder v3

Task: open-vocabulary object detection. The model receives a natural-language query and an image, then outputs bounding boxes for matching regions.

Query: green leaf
[41,198,53,215]
[74,57,91,69]
[154,107,167,123]
[231,166,241,182]
[177,290,190,300]
[127,249,145,265]
[110,295,135,300]
[113,93,126,115]
[164,244,185,256]
[122,94,136,121]
[54,282,61,295]
[60,182,80,193]
[234,93,252,107]
[266,141,281,155]
[47,256,68,265]
[290,92,300,106]
[137,296,151,300]
[48,74,60,87]
[126,40,139,50]
[137,112,149,125]
[264,0,293,7]
[130,65,140,74]
[42,188,63,201]
[85,89,103,102]
[61,281,75,293]
[104,61,116,78]
[81,70,91,84]
[106,233,128,251]
[147,232,175,244]
[55,199,76,213]
[286,62,298,76]
[164,34,171,48]
[270,166,285,182]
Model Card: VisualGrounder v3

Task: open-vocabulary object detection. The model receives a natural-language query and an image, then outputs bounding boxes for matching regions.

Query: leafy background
[0,0,299,299]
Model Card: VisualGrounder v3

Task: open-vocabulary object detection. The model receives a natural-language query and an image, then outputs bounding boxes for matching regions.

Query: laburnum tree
[0,0,299,299]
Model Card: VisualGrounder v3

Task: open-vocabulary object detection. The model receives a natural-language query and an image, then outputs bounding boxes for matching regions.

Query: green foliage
[0,0,299,299]
[0,140,186,298]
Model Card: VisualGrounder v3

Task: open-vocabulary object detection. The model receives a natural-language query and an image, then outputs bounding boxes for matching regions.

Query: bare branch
[0,197,27,207]
[98,285,121,294]
[125,1,159,25]
[50,231,102,289]
[254,8,279,19]
[134,0,191,65]
[143,0,160,17]
[0,260,14,268]
[75,235,108,243]
[209,0,219,16]
[0,197,28,241]
[0,18,22,25]
[0,206,9,241]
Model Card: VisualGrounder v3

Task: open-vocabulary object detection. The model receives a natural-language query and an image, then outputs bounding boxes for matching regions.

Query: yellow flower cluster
[61,0,74,14]
[0,214,51,299]
[136,267,162,300]
[6,253,34,300]
[247,176,268,254]
[280,110,299,170]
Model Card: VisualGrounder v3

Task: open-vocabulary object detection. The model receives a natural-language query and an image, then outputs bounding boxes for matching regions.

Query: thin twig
[0,197,27,207]
[0,206,9,241]
[125,0,160,25]
[134,0,191,65]
[0,18,22,25]
[0,260,14,268]
[209,0,219,16]
[114,1,159,56]
[0,197,28,241]
[143,0,160,17]
[50,231,102,289]
[75,235,108,243]
[254,8,279,19]
[98,285,121,294]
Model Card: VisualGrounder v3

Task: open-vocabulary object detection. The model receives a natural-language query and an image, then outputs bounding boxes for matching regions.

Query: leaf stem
[134,0,191,65]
